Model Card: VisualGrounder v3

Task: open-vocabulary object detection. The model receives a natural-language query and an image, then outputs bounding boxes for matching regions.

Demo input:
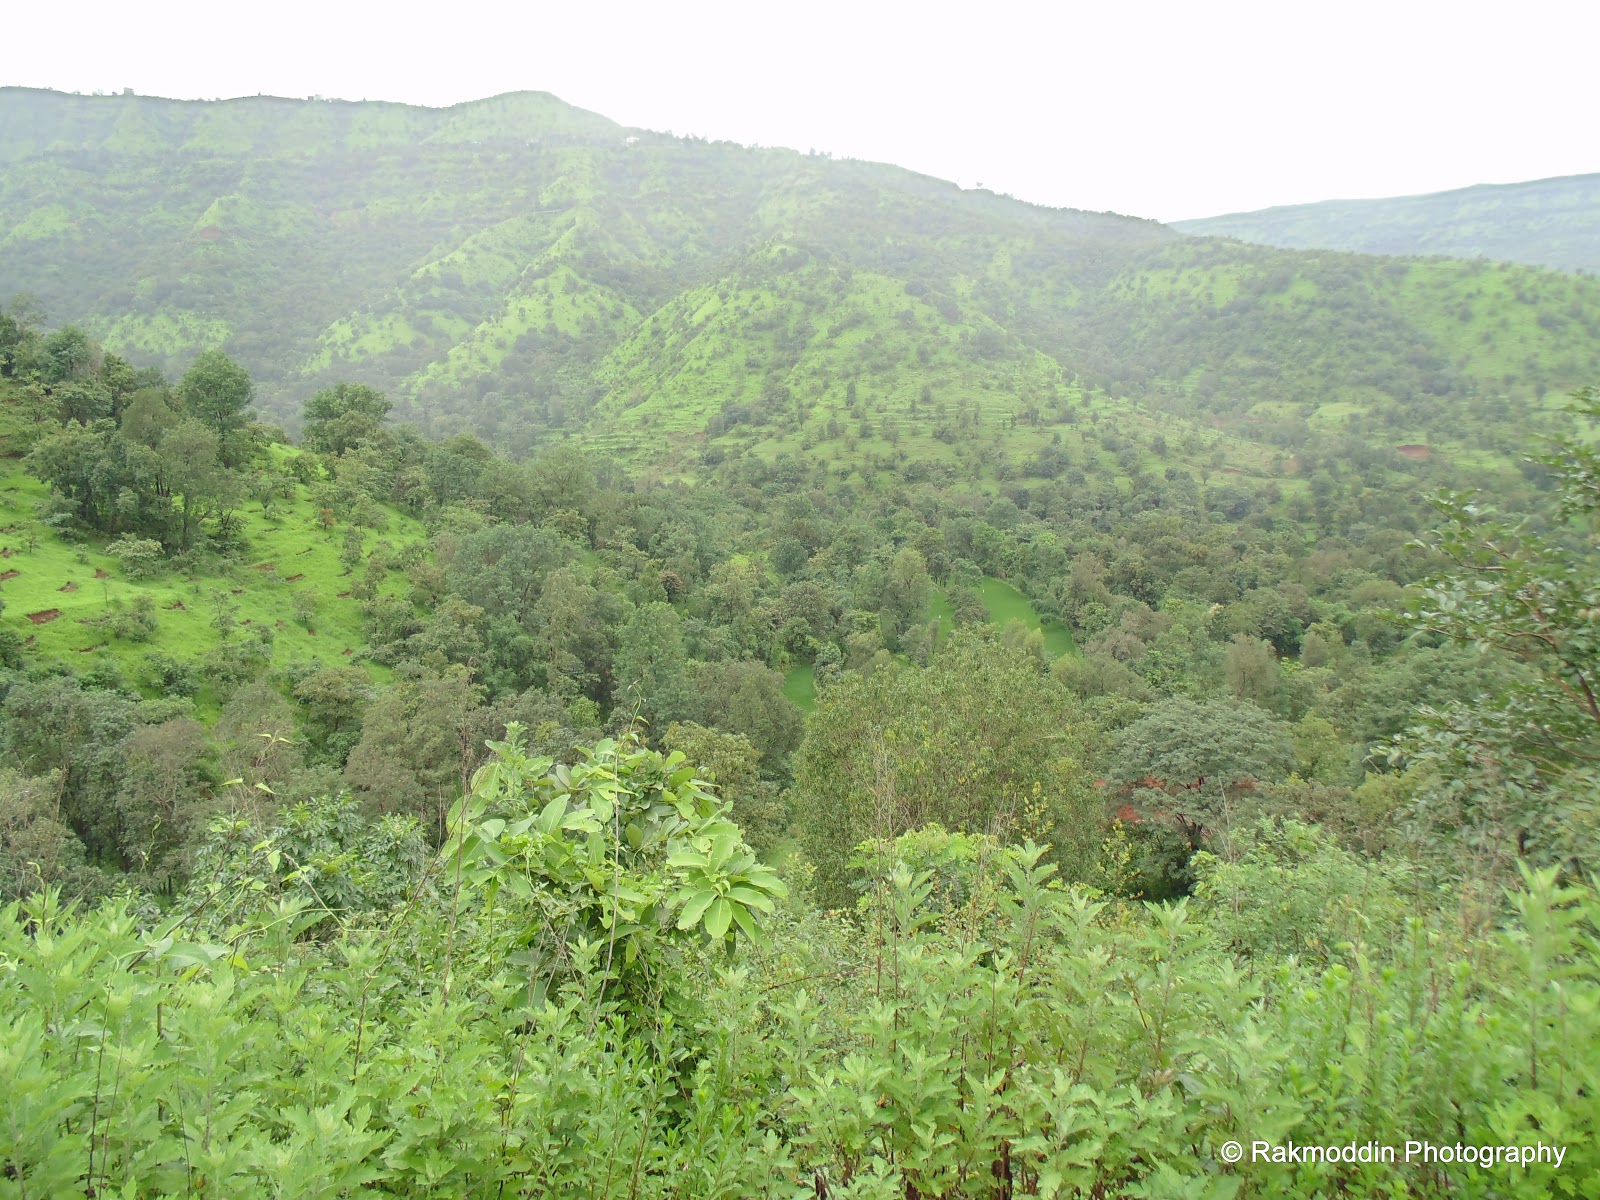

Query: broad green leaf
[676,888,716,930]
[538,796,567,832]
[708,830,740,870]
[704,896,732,939]
[730,901,766,947]
[727,885,775,913]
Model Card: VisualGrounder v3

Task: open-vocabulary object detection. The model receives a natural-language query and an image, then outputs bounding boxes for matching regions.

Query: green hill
[4,88,1598,475]
[0,374,426,714]
[1174,173,1600,275]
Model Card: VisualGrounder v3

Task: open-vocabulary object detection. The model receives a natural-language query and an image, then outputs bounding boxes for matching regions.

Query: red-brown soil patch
[284,573,304,582]
[59,581,77,593]
[1219,466,1243,475]
[166,600,186,611]
[342,648,352,656]
[95,568,109,579]
[197,226,224,242]
[1396,444,1432,460]
[0,548,13,558]
[337,591,351,599]
[0,569,18,582]
[253,562,276,571]
[27,609,61,624]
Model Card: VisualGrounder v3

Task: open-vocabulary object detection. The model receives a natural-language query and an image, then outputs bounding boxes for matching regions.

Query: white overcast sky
[8,0,1595,222]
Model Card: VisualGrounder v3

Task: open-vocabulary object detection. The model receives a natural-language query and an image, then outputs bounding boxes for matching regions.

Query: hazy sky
[9,0,1595,222]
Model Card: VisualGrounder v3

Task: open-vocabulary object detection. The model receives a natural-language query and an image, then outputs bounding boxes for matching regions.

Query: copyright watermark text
[1218,1140,1566,1170]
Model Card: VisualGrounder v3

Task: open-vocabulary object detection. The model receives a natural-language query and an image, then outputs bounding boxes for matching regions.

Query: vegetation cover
[2,88,1598,479]
[0,91,1598,1194]
[1176,173,1600,276]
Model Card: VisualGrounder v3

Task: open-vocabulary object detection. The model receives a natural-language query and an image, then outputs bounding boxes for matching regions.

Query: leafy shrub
[106,533,165,578]
[1192,817,1416,961]
[87,594,159,642]
[447,727,787,1002]
[0,810,1596,1196]
[140,651,201,697]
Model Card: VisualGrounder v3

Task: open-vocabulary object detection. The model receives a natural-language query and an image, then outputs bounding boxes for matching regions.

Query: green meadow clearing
[0,457,425,714]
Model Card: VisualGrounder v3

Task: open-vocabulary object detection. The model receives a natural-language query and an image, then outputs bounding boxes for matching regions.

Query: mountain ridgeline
[3,86,1599,469]
[1175,173,1600,276]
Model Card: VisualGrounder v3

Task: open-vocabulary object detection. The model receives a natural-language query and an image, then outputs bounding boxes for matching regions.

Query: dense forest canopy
[0,87,1598,1197]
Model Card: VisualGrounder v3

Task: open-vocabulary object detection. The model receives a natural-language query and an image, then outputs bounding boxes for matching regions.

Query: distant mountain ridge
[0,86,628,161]
[2,87,1598,472]
[1175,174,1600,275]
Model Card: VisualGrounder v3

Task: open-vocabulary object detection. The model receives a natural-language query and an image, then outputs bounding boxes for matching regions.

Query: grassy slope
[978,578,1074,657]
[586,244,1072,473]
[0,384,425,715]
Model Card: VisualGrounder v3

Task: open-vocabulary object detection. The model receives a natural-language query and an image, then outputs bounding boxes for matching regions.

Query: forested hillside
[2,87,1600,1197]
[3,88,1598,470]
[1176,172,1600,275]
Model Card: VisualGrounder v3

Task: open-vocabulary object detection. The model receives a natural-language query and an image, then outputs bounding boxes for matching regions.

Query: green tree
[120,387,182,448]
[343,663,487,838]
[1223,633,1278,704]
[177,349,253,466]
[302,382,392,456]
[0,309,32,376]
[663,721,787,854]
[53,380,111,424]
[694,659,804,774]
[446,523,573,630]
[1397,386,1600,877]
[39,325,97,384]
[0,769,112,902]
[26,419,152,535]
[292,666,373,767]
[529,567,610,700]
[157,418,228,549]
[0,676,184,865]
[1109,696,1296,848]
[0,597,22,669]
[115,717,213,879]
[613,602,698,733]
[879,546,931,649]
[793,632,1098,907]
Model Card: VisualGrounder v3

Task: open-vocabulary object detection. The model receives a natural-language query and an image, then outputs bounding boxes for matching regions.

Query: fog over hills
[1176,173,1600,276]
